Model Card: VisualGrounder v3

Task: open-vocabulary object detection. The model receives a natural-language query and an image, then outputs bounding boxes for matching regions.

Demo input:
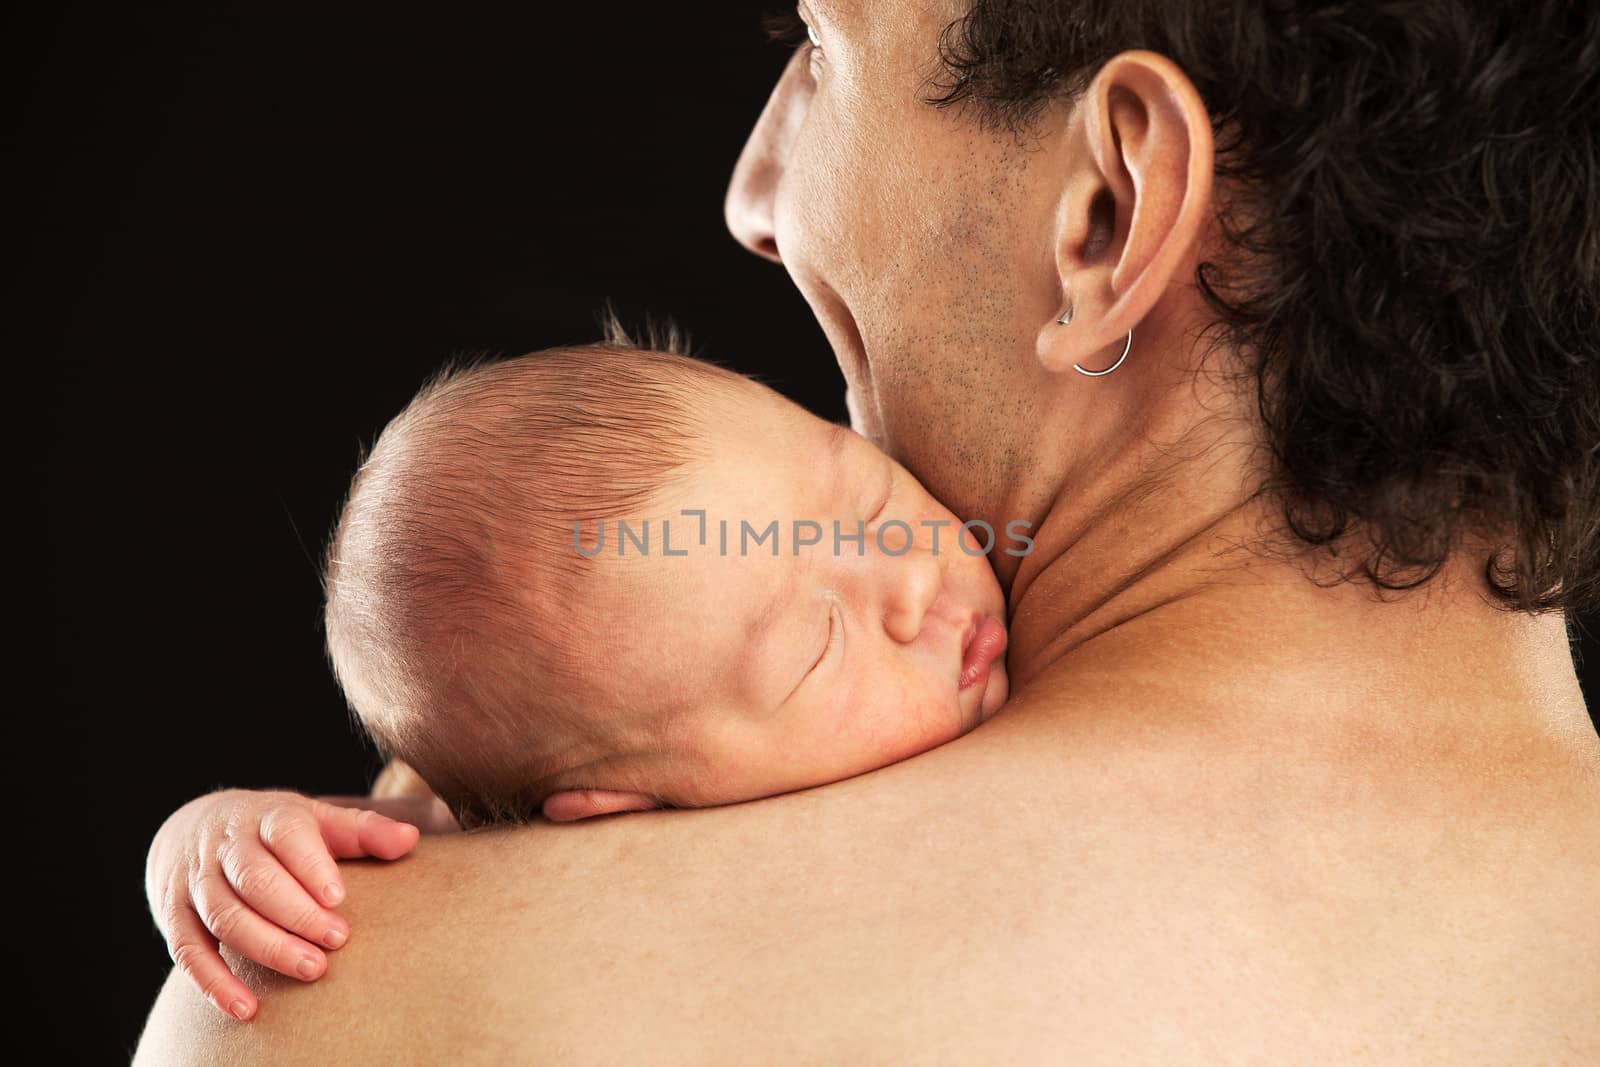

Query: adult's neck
[994,428,1589,750]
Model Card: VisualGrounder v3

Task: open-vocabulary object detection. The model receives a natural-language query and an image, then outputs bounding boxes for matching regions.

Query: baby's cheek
[827,673,911,765]
[875,677,962,764]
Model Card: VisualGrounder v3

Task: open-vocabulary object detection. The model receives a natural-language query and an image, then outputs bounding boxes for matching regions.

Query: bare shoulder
[135,700,1600,1066]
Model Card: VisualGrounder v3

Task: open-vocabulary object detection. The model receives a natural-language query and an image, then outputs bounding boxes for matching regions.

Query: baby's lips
[959,616,1008,691]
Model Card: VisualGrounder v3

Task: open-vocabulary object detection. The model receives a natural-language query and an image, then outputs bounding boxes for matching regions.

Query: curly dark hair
[928,0,1600,615]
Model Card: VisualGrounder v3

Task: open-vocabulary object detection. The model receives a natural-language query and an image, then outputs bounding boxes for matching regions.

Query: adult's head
[726,0,1600,619]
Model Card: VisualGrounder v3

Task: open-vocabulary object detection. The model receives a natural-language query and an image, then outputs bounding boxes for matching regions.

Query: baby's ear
[542,789,662,823]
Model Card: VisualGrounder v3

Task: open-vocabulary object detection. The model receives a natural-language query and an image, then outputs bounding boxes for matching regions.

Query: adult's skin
[137,3,1600,1063]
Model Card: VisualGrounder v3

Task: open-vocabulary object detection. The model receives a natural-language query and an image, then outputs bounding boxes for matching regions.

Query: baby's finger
[164,904,258,1022]
[258,804,351,909]
[311,800,422,862]
[220,836,349,951]
[191,873,330,985]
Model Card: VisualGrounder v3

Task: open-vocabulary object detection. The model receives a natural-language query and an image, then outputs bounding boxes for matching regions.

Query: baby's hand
[144,789,420,1021]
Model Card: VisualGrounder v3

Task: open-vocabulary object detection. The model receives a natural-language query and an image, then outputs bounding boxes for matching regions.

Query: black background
[20,5,1597,1059]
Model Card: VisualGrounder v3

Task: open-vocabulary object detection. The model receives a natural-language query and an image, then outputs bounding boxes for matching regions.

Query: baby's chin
[979,659,1010,722]
[955,656,1010,734]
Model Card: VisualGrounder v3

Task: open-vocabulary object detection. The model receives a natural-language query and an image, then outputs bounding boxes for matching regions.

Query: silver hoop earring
[1073,329,1133,377]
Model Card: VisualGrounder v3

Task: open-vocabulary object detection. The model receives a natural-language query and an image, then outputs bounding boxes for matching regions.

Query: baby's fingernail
[296,957,320,979]
[322,882,344,905]
[230,1000,251,1021]
[324,927,347,949]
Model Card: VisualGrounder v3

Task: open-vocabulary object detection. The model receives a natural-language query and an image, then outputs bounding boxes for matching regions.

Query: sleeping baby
[143,336,1013,1019]
[325,339,1012,825]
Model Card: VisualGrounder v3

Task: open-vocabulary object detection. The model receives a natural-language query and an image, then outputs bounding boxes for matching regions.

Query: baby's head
[324,341,1008,826]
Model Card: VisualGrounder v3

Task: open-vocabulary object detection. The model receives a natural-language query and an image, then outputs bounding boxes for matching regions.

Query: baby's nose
[881,546,945,644]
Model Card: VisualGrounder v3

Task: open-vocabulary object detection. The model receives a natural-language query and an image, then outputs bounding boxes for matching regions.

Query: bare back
[136,676,1600,1066]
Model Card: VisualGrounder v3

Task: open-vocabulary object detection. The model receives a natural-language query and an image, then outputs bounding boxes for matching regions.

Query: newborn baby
[323,340,1012,826]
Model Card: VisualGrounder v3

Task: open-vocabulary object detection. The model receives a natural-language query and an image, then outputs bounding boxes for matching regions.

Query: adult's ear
[542,789,663,823]
[1037,49,1214,375]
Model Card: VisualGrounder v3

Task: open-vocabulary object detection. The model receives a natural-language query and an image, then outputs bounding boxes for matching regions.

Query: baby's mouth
[958,616,1008,692]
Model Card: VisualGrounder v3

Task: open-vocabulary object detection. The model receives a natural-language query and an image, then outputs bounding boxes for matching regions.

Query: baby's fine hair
[323,323,733,826]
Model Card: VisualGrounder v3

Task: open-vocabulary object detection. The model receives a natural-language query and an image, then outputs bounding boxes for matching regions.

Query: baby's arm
[144,786,427,1022]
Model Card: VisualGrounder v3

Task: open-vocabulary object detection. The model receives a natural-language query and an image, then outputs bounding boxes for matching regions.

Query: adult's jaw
[800,275,880,442]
